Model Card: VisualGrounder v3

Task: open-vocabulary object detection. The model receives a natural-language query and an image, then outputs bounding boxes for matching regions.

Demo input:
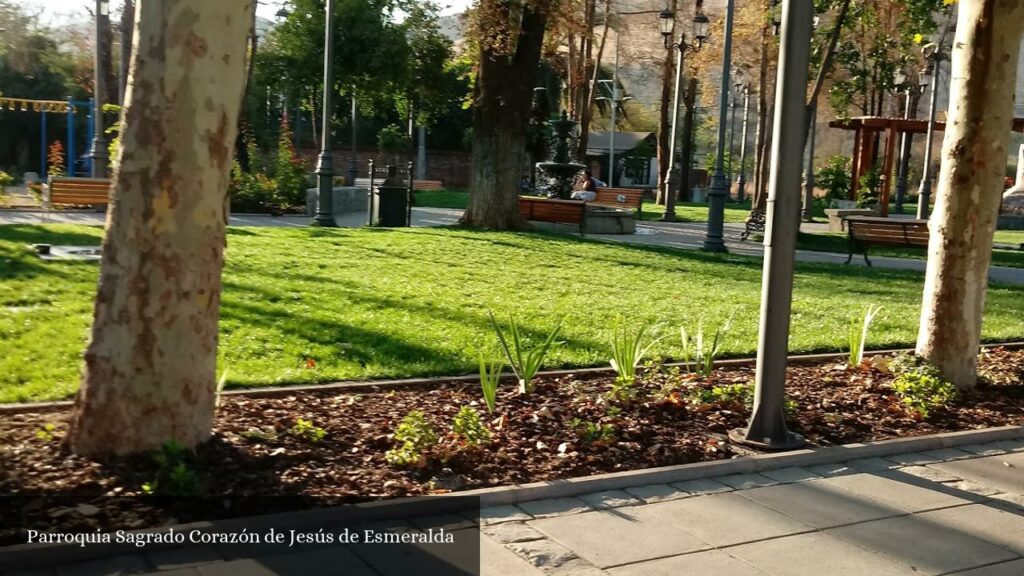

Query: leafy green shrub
[680,315,734,378]
[478,355,502,414]
[142,440,200,497]
[848,304,882,367]
[229,162,283,213]
[857,167,882,208]
[35,423,57,442]
[888,354,956,418]
[816,155,852,203]
[290,418,326,442]
[0,170,12,205]
[385,410,439,467]
[452,406,491,445]
[274,115,308,206]
[689,383,754,406]
[378,124,411,161]
[489,311,563,394]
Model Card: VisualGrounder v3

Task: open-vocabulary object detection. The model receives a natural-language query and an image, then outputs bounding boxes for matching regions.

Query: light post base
[728,427,805,451]
[704,172,730,253]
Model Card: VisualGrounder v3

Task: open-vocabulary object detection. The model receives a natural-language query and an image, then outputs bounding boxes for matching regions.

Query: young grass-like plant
[478,354,503,414]
[488,311,564,394]
[680,314,734,378]
[848,304,882,367]
[608,320,664,387]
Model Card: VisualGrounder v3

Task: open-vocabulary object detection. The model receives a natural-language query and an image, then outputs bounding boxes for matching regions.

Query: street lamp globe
[659,9,675,42]
[919,70,932,90]
[894,70,907,86]
[693,11,709,47]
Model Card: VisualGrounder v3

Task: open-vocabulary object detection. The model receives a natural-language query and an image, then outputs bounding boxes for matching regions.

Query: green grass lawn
[793,232,1024,268]
[994,230,1024,245]
[413,189,469,209]
[3,224,1024,403]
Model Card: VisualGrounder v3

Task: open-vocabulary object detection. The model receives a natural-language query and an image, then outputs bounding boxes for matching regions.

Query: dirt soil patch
[2,348,1022,545]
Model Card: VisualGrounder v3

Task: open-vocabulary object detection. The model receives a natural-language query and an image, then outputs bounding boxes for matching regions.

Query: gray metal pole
[89,0,108,178]
[314,0,336,226]
[729,0,811,451]
[702,0,735,253]
[894,88,913,215]
[736,87,750,202]
[917,56,941,220]
[663,41,684,222]
[728,94,738,185]
[801,102,816,221]
[347,92,357,186]
[417,125,426,181]
[609,36,620,186]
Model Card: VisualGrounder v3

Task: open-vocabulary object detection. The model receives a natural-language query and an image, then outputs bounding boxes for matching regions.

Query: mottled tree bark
[462,1,549,230]
[916,0,1024,389]
[69,0,252,455]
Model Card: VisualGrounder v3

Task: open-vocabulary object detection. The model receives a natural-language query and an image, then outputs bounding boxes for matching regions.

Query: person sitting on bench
[570,169,603,201]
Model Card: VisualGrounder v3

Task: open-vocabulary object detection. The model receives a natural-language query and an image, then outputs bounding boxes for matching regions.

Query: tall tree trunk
[69,0,252,456]
[752,21,770,210]
[916,0,1024,389]
[118,0,135,106]
[655,0,678,205]
[462,1,549,229]
[577,0,606,160]
[678,77,698,202]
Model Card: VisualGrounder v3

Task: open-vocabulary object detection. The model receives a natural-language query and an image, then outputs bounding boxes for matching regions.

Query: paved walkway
[3,206,1022,285]
[9,439,1021,576]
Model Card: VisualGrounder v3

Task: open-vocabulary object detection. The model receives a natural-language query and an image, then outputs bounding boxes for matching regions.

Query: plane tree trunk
[916,0,1024,389]
[69,0,252,456]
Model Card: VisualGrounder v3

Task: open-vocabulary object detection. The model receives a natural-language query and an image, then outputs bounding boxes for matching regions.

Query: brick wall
[297,148,472,188]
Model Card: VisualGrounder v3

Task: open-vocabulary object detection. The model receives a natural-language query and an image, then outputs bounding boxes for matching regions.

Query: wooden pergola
[828,116,1024,216]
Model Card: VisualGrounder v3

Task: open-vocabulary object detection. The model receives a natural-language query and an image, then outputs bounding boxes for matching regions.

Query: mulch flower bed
[2,348,1022,545]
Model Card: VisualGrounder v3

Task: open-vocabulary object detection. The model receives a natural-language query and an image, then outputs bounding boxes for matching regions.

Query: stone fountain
[536,111,586,199]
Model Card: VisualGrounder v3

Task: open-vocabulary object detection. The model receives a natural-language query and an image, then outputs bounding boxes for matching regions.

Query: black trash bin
[372,184,409,227]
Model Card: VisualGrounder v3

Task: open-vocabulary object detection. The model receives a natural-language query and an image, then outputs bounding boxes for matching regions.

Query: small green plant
[857,167,882,208]
[142,440,200,497]
[569,417,617,444]
[385,410,439,468]
[35,423,57,442]
[680,315,734,378]
[489,311,564,394]
[452,405,491,445]
[240,426,278,443]
[690,383,754,406]
[478,354,503,414]
[848,304,882,367]
[0,170,13,205]
[892,371,956,418]
[290,418,327,442]
[214,368,229,409]
[888,354,956,418]
[816,155,852,203]
[608,319,664,387]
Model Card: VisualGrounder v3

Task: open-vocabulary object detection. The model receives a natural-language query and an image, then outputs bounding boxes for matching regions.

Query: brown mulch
[1,348,1022,545]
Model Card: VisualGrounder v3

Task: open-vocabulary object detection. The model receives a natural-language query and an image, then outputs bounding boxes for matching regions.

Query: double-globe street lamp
[658,6,708,223]
[89,0,110,178]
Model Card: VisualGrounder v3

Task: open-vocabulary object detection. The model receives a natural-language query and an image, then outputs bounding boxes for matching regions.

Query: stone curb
[4,342,1023,414]
[1,425,1020,571]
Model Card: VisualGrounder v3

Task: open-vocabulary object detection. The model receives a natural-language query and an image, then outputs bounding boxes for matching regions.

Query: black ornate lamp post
[89,0,109,178]
[314,0,336,226]
[917,46,944,220]
[728,71,744,195]
[347,91,358,186]
[658,6,708,222]
[703,0,736,252]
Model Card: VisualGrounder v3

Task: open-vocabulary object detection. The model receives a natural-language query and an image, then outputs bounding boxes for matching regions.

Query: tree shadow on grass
[0,224,102,282]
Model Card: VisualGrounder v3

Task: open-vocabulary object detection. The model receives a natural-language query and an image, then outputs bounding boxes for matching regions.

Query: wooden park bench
[592,187,644,216]
[518,196,587,233]
[412,180,444,190]
[845,216,929,266]
[45,176,111,209]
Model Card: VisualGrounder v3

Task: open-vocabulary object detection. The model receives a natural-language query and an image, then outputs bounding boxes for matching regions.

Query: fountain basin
[584,205,636,234]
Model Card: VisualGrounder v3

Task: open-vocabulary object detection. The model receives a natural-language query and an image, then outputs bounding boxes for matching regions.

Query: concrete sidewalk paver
[827,514,1019,575]
[736,481,901,529]
[529,507,710,568]
[196,546,374,576]
[641,492,814,547]
[916,504,1024,555]
[822,472,977,512]
[727,531,919,576]
[606,549,770,576]
[931,452,1024,495]
[949,558,1024,576]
